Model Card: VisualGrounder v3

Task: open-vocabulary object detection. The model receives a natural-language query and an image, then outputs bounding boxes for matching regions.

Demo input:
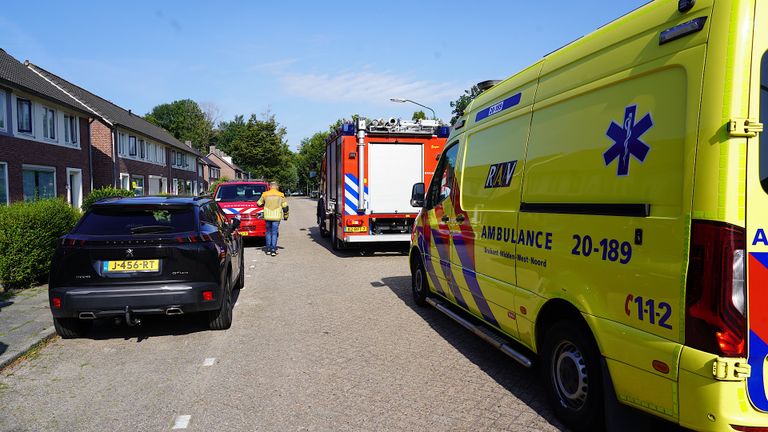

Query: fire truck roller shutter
[367,142,423,214]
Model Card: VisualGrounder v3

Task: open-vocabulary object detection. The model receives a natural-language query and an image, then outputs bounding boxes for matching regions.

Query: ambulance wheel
[541,321,604,432]
[411,257,429,307]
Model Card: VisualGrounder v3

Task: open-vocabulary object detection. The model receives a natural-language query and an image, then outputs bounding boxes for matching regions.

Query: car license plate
[103,259,160,273]
[345,226,368,233]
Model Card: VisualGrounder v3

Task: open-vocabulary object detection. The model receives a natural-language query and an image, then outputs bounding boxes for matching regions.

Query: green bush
[81,186,134,212]
[0,199,81,289]
[209,177,230,194]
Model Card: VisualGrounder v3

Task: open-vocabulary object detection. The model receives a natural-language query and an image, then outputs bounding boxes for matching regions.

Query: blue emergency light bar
[341,123,356,136]
[436,126,450,138]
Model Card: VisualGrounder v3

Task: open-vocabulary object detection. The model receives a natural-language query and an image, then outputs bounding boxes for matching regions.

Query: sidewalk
[0,285,55,371]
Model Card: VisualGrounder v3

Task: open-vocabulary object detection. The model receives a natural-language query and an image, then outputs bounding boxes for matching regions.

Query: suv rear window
[215,184,266,202]
[74,205,196,235]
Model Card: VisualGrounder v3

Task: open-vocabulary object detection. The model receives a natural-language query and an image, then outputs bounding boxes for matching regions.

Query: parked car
[48,196,244,338]
[213,181,269,238]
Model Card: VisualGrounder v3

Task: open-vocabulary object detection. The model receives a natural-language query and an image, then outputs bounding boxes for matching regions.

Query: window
[118,133,127,155]
[129,136,137,156]
[73,206,196,236]
[0,92,6,131]
[42,106,56,140]
[210,167,219,179]
[0,162,7,204]
[131,175,144,196]
[761,51,768,193]
[427,142,459,208]
[139,139,145,159]
[64,115,78,145]
[22,166,56,201]
[215,183,266,202]
[119,173,130,190]
[17,98,32,134]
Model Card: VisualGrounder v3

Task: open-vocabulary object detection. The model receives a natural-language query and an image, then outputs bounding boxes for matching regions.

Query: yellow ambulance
[409,0,768,430]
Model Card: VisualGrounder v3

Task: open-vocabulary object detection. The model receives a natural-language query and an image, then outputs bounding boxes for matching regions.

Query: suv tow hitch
[124,306,141,326]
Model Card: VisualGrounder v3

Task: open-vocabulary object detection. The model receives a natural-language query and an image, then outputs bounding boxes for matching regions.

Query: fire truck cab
[318,117,448,250]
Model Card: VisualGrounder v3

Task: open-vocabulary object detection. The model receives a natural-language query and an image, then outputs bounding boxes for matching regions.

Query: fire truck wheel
[411,258,429,307]
[541,321,604,432]
[331,218,344,251]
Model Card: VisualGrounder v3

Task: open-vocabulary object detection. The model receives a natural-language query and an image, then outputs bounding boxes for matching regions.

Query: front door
[66,168,82,208]
[421,142,469,309]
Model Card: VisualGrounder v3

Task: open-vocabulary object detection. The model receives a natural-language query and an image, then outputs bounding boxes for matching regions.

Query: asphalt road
[0,197,564,432]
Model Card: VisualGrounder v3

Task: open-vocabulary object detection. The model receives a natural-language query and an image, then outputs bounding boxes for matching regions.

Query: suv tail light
[685,220,746,357]
[175,234,214,244]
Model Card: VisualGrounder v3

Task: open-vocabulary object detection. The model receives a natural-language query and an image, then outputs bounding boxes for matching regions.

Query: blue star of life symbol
[603,105,653,176]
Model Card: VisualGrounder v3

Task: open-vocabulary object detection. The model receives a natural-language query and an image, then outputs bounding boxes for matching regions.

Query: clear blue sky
[0,0,648,149]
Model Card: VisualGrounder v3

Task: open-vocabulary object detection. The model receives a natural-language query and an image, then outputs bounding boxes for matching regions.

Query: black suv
[48,196,244,338]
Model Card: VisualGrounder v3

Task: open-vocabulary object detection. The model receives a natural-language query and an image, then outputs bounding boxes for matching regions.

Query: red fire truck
[317,117,449,250]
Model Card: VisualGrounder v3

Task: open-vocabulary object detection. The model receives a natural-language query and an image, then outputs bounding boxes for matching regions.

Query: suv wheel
[208,275,233,330]
[53,317,91,339]
[236,252,245,290]
[541,321,604,432]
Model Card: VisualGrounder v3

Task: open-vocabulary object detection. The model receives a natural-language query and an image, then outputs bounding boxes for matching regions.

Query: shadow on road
[377,275,688,432]
[83,289,242,342]
[0,342,7,357]
[377,275,565,430]
[305,226,408,259]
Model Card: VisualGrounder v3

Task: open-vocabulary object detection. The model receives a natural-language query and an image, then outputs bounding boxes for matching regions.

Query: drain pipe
[356,118,366,213]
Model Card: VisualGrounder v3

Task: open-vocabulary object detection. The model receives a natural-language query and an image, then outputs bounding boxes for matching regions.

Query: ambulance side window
[427,142,459,208]
[760,51,768,192]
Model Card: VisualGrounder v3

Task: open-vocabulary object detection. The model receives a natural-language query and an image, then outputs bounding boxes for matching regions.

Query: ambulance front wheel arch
[536,300,605,432]
[409,248,429,307]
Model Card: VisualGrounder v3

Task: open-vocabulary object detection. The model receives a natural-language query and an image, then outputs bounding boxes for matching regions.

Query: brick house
[198,155,220,193]
[207,145,248,181]
[0,49,94,206]
[26,63,201,196]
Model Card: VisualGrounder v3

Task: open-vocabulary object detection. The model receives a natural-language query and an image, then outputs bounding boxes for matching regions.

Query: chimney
[209,145,216,155]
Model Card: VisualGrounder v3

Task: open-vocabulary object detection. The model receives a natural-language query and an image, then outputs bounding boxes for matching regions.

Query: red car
[213,181,268,238]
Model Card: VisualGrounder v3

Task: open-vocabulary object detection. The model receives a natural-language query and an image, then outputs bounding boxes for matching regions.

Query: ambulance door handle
[441,215,450,222]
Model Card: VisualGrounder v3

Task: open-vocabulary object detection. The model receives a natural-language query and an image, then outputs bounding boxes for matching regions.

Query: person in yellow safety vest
[257,181,289,256]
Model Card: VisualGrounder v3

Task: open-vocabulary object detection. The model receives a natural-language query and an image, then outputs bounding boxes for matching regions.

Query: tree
[296,131,329,192]
[219,113,298,191]
[145,99,213,153]
[412,110,427,121]
[449,85,481,125]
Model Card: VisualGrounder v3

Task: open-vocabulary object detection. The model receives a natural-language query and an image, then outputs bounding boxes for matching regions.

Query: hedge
[81,186,134,212]
[0,199,81,290]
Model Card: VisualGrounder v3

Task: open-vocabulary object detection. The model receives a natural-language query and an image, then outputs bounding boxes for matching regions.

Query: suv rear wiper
[129,225,174,234]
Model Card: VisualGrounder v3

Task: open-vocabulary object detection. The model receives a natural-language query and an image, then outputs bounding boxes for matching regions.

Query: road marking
[203,357,216,366]
[172,415,191,429]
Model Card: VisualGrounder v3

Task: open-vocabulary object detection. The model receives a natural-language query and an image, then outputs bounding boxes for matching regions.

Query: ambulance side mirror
[410,182,425,208]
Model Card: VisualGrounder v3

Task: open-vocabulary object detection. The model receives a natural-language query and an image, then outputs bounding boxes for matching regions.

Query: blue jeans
[265,220,280,251]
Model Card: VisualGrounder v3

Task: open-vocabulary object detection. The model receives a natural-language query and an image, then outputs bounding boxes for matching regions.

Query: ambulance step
[425,297,533,368]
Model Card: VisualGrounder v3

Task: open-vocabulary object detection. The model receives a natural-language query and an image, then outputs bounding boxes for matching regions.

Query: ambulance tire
[53,317,91,339]
[541,320,604,432]
[411,257,429,307]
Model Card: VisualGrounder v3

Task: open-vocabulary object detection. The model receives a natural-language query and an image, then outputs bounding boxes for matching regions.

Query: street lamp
[390,98,436,120]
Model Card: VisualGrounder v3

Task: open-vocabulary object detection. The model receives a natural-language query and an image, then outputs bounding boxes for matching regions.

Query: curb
[0,326,57,372]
